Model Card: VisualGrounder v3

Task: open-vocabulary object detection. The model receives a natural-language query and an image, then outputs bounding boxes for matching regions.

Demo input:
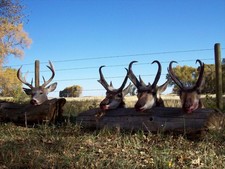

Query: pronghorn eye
[149,90,156,95]
[196,89,201,94]
[179,90,182,96]
[117,93,122,98]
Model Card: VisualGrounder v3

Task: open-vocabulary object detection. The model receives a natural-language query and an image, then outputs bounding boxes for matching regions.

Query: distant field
[64,95,181,108]
[1,94,224,112]
[64,94,225,108]
[64,94,224,101]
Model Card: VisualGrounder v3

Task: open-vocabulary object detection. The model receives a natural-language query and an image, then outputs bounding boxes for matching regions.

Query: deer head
[168,59,204,113]
[17,61,57,105]
[98,65,129,110]
[128,61,168,112]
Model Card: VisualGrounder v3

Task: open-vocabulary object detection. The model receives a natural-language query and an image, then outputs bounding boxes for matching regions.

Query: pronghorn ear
[46,82,57,93]
[23,88,32,95]
[110,81,113,87]
[122,83,132,96]
[157,80,169,95]
[199,78,205,91]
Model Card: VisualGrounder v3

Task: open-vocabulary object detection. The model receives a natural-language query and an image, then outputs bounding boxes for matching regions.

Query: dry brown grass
[0,95,225,168]
[0,123,224,169]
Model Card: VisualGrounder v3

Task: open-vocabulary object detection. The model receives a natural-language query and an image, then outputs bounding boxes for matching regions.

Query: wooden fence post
[35,60,40,87]
[214,43,223,110]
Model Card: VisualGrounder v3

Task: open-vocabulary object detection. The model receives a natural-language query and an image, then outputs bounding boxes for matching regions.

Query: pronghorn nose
[135,102,143,111]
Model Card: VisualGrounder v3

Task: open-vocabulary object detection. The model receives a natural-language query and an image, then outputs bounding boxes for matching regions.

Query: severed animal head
[168,59,205,113]
[128,61,168,112]
[17,61,57,105]
[98,65,130,110]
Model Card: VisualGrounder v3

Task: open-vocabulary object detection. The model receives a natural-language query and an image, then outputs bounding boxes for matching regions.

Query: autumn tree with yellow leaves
[0,0,32,97]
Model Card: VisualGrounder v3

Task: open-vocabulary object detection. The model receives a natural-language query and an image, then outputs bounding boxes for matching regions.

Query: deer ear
[23,88,32,95]
[46,82,57,93]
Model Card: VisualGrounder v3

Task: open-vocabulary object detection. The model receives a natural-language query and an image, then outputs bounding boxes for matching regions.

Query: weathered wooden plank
[76,107,223,133]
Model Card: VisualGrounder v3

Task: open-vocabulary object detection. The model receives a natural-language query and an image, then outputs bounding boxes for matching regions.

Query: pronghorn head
[168,59,205,113]
[17,61,57,105]
[128,61,168,112]
[98,65,129,110]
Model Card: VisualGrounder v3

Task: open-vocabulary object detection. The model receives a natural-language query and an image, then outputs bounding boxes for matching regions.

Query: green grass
[0,96,225,168]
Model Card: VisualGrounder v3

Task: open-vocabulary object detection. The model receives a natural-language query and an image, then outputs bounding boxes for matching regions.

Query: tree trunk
[0,98,66,126]
[76,107,225,134]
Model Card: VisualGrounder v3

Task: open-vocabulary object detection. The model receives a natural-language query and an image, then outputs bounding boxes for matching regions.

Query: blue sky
[5,0,225,97]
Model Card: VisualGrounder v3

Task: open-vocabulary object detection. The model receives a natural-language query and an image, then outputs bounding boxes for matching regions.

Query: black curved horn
[168,61,184,90]
[151,60,161,89]
[127,61,142,89]
[98,65,111,91]
[116,68,129,93]
[193,59,204,90]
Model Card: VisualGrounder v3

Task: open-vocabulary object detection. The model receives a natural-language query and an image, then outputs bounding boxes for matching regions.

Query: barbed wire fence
[3,47,224,96]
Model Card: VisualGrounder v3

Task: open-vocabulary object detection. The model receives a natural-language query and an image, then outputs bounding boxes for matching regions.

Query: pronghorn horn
[116,68,129,93]
[127,61,142,89]
[193,59,204,90]
[168,61,184,90]
[151,60,161,89]
[139,75,147,87]
[98,65,111,91]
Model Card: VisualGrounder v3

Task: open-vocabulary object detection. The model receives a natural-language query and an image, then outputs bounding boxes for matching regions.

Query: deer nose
[30,99,38,105]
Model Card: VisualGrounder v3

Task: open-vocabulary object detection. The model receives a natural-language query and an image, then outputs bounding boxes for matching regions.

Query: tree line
[1,63,224,98]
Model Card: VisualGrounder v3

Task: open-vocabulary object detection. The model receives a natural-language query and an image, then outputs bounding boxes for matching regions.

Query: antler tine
[151,60,161,89]
[194,59,204,90]
[17,66,33,88]
[139,75,147,87]
[97,65,111,91]
[168,61,184,89]
[117,68,129,93]
[127,61,142,88]
[41,61,55,87]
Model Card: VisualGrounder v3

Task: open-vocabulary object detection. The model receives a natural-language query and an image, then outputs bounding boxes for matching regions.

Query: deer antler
[41,61,55,87]
[17,66,33,89]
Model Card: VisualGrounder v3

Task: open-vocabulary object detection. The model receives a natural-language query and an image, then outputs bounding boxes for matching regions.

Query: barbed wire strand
[1,47,223,95]
[3,47,223,68]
